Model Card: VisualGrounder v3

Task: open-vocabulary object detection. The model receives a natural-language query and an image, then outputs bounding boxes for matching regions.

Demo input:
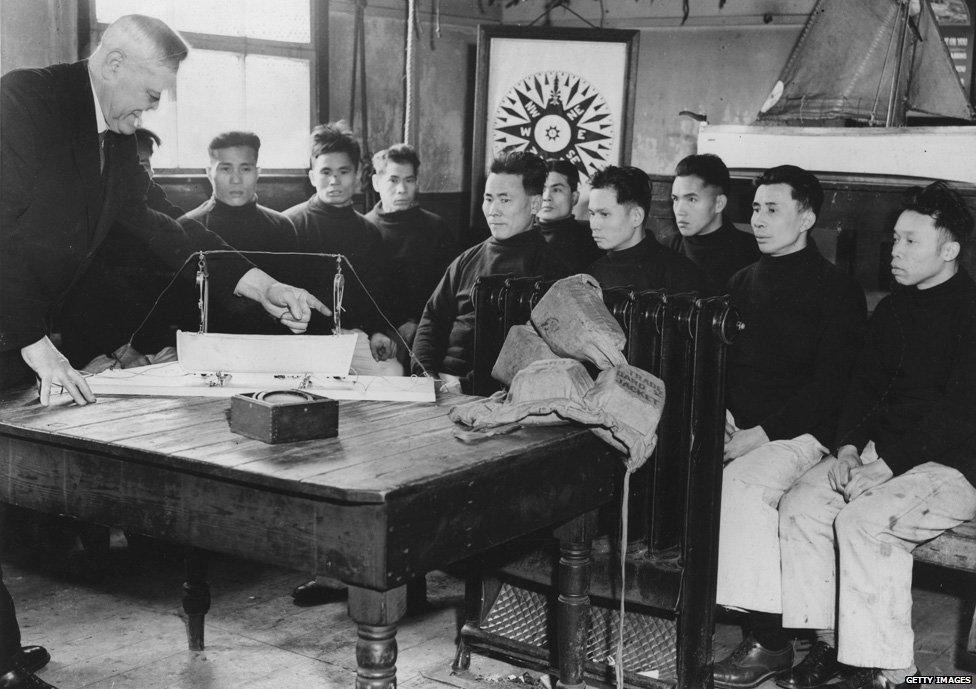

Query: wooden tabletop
[0,389,609,505]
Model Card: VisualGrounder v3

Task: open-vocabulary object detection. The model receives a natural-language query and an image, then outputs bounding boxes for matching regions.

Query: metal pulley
[196,251,209,333]
[333,255,345,335]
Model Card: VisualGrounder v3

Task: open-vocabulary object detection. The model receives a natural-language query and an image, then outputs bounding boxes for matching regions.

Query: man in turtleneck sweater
[585,165,707,293]
[178,131,298,334]
[772,181,976,689]
[535,158,601,272]
[365,144,456,357]
[668,153,760,291]
[712,165,866,689]
[284,121,397,361]
[412,150,570,390]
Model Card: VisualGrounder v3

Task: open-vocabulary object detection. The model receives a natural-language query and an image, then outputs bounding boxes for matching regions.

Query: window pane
[97,0,310,43]
[142,49,245,169]
[172,1,244,38]
[142,50,310,169]
[139,91,179,169]
[96,0,175,25]
[244,55,310,168]
[244,0,310,43]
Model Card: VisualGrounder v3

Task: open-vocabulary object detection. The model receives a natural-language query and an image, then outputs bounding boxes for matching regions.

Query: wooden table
[0,390,620,688]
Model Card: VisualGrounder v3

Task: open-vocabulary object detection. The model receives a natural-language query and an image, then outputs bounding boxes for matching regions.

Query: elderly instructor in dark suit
[0,13,329,408]
[0,15,328,689]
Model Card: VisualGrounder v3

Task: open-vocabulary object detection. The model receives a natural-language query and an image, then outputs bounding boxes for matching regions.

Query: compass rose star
[492,70,614,177]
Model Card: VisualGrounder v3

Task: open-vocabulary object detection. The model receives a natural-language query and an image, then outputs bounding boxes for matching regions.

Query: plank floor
[2,522,973,688]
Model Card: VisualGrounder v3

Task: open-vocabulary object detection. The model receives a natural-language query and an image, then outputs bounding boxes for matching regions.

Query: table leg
[554,511,597,689]
[348,584,407,689]
[182,548,211,651]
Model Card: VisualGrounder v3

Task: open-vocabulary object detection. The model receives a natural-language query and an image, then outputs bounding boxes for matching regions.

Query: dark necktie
[98,130,107,174]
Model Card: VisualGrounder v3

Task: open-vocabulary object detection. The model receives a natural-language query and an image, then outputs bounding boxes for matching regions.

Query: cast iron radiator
[456,275,739,689]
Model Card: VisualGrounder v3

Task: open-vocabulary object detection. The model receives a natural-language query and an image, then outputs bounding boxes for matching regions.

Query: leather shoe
[713,634,793,688]
[10,647,50,675]
[831,667,913,689]
[0,668,58,689]
[776,640,843,689]
[291,580,347,606]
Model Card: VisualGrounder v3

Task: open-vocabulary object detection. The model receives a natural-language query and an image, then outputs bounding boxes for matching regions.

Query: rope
[615,466,635,688]
[358,3,377,212]
[526,1,598,28]
[349,3,360,127]
[405,0,418,145]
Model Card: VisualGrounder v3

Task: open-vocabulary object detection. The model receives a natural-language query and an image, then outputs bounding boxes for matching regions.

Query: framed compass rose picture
[470,25,640,225]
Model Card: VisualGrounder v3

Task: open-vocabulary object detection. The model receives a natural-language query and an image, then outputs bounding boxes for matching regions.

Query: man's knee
[779,482,817,523]
[833,499,887,544]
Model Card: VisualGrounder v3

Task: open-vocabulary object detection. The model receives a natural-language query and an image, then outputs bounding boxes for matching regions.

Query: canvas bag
[584,364,665,471]
[449,358,597,428]
[491,324,558,386]
[451,361,665,470]
[530,274,626,370]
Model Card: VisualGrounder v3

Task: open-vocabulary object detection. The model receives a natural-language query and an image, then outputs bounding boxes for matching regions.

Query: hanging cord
[614,466,636,688]
[184,250,432,379]
[359,0,377,211]
[405,0,418,145]
[527,0,598,28]
[429,0,441,49]
[348,0,365,127]
[348,0,376,211]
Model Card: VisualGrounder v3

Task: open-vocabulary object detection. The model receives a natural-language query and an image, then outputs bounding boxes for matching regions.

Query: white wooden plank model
[177,331,357,375]
[87,362,436,402]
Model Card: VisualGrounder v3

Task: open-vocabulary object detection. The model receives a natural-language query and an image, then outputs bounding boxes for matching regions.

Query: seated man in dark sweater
[713,165,867,689]
[774,181,976,689]
[412,150,569,391]
[59,128,186,370]
[178,131,298,334]
[365,144,456,357]
[284,121,397,362]
[668,153,759,291]
[585,165,707,293]
[535,158,601,272]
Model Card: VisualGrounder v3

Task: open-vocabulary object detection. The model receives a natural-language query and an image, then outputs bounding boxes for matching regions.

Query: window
[92,0,321,170]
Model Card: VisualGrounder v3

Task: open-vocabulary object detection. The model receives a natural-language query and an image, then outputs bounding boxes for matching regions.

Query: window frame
[84,0,329,175]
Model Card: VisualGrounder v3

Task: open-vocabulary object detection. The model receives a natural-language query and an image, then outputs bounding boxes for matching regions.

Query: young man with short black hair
[668,153,759,290]
[411,150,569,391]
[284,121,396,361]
[176,131,299,334]
[585,165,707,293]
[536,158,601,271]
[713,165,867,689]
[773,181,976,689]
[182,131,297,252]
[365,144,456,352]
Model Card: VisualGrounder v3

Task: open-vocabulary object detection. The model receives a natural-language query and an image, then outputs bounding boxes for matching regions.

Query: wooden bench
[456,274,976,686]
[456,276,739,689]
[912,519,976,654]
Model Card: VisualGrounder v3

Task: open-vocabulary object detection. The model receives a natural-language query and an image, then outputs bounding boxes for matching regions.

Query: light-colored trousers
[715,434,827,613]
[779,457,976,669]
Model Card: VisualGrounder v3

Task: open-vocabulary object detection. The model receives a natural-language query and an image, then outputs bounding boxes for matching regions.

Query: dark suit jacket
[0,60,242,361]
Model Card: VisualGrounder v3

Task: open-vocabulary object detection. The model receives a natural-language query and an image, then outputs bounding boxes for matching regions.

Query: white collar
[87,63,108,135]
